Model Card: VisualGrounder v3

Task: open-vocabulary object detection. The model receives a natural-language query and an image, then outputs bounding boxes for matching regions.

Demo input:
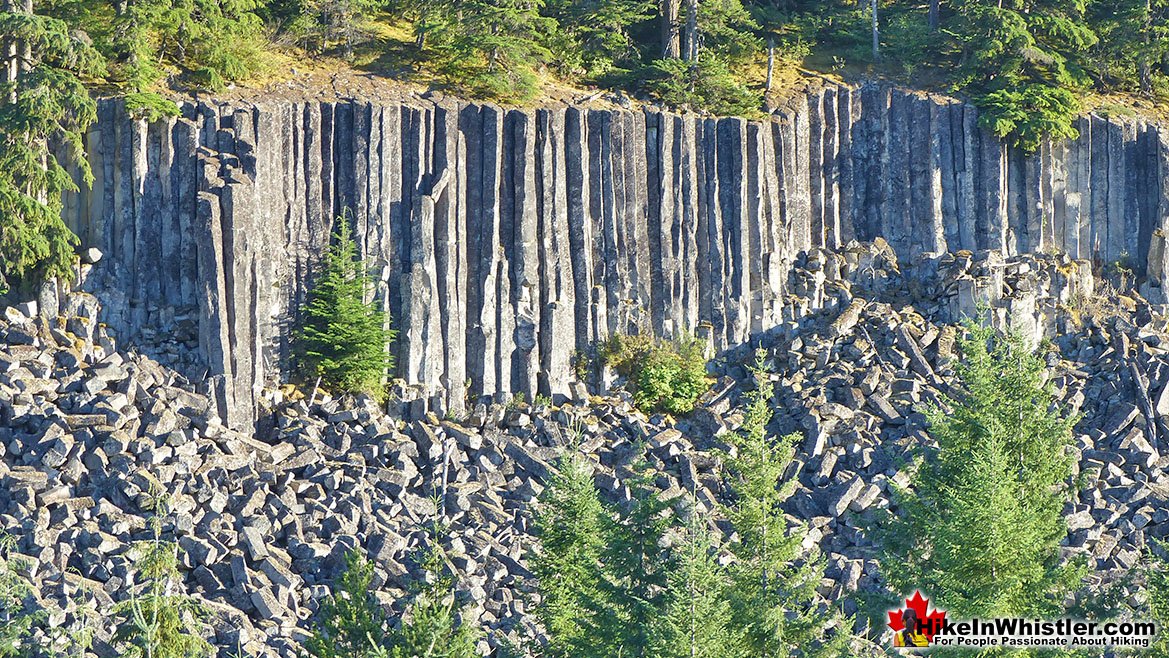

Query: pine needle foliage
[388,545,478,658]
[721,349,845,657]
[948,0,1097,151]
[594,455,675,657]
[1144,542,1169,657]
[305,550,388,658]
[880,318,1081,643]
[0,7,104,294]
[651,502,736,658]
[296,212,395,401]
[531,450,606,658]
[0,533,40,658]
[306,546,478,658]
[112,486,214,658]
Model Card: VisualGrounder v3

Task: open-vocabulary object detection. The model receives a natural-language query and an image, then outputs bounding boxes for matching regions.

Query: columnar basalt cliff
[60,84,1169,428]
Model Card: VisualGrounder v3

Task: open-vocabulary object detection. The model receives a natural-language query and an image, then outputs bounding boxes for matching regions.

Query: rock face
[5,241,1169,657]
[59,84,1169,428]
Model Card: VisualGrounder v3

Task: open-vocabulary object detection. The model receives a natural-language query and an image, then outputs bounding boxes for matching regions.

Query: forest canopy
[14,0,1169,132]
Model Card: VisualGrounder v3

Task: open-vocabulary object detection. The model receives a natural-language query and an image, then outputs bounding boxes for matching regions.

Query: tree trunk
[871,0,879,62]
[1142,0,1153,94]
[684,0,698,61]
[928,0,939,32]
[661,0,680,59]
[2,0,14,89]
[766,36,774,92]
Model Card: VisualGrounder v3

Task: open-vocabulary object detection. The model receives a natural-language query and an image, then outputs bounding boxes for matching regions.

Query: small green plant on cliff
[296,212,396,401]
[112,483,213,658]
[599,333,709,415]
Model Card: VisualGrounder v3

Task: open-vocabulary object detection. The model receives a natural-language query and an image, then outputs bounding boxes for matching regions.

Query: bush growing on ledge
[296,213,396,401]
[599,333,709,415]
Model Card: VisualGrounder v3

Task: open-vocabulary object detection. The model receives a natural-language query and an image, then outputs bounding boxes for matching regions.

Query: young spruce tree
[297,212,395,400]
[595,456,674,657]
[307,545,477,658]
[531,450,606,658]
[880,319,1080,642]
[722,349,848,658]
[112,484,213,658]
[651,500,736,658]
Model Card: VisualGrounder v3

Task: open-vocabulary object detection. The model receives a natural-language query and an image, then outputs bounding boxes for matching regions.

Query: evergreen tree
[721,349,848,657]
[0,533,40,657]
[427,0,555,100]
[544,0,652,78]
[47,0,266,92]
[296,212,396,400]
[1144,543,1169,657]
[305,550,388,658]
[281,0,384,59]
[0,1,103,294]
[112,486,214,658]
[307,546,478,658]
[880,319,1081,641]
[651,502,736,658]
[1086,0,1169,94]
[530,451,606,658]
[594,457,674,657]
[646,0,761,115]
[388,545,478,658]
[950,0,1098,151]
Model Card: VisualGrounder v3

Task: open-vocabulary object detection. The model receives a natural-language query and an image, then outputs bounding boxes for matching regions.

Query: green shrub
[296,212,396,401]
[599,333,709,415]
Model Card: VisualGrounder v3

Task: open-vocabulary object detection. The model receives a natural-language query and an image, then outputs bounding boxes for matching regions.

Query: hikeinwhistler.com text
[918,618,1157,649]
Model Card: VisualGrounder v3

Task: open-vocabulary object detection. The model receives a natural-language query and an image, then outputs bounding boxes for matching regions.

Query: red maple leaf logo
[887,591,947,641]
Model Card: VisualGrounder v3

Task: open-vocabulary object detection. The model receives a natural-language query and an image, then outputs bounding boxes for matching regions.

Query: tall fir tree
[530,451,606,658]
[427,0,554,100]
[880,319,1081,647]
[543,0,652,78]
[721,349,848,658]
[651,500,736,658]
[0,0,103,295]
[950,0,1097,151]
[594,457,674,657]
[296,211,396,400]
